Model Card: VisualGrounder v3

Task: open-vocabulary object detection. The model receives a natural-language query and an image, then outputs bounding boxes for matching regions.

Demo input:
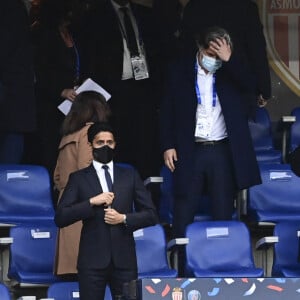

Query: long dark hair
[61,90,111,136]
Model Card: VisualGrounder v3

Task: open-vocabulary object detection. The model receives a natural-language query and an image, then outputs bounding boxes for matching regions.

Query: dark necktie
[120,6,139,56]
[102,165,113,192]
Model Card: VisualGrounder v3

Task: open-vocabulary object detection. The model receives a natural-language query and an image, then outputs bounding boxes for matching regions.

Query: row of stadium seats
[7,221,300,300]
[0,104,299,298]
[0,107,299,228]
[0,220,299,298]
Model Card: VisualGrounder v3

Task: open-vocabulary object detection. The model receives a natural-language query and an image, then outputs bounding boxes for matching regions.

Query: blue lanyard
[194,60,217,106]
[73,42,80,83]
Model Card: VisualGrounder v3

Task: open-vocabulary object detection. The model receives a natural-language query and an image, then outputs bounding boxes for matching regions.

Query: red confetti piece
[241,278,249,283]
[267,285,284,292]
[162,284,171,297]
[145,286,156,294]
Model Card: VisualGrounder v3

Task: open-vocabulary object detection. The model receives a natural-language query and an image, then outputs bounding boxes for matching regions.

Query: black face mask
[93,145,114,164]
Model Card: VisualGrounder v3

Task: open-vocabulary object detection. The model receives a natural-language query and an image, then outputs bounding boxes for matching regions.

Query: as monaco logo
[260,0,300,95]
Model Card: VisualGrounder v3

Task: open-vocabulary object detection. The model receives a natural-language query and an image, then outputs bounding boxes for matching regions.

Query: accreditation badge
[194,105,212,139]
[195,117,212,139]
[131,54,149,80]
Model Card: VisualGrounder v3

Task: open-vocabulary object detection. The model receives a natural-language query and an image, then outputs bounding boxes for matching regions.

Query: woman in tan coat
[54,91,111,279]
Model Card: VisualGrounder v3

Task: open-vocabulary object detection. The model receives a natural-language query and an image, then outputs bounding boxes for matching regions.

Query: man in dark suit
[80,0,162,180]
[182,0,271,111]
[160,27,261,239]
[55,122,158,300]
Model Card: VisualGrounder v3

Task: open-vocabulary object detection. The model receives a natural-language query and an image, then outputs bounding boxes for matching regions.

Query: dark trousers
[78,262,137,300]
[173,140,236,238]
[172,140,237,276]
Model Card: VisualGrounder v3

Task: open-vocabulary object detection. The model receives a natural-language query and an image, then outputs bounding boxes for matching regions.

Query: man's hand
[61,88,77,101]
[164,149,177,172]
[209,38,232,62]
[89,192,114,207]
[104,208,125,225]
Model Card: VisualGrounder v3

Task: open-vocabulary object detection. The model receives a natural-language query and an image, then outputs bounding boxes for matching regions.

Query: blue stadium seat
[0,283,11,300]
[289,107,300,152]
[272,221,300,277]
[185,221,264,277]
[247,163,300,223]
[134,224,177,278]
[8,223,60,286]
[47,282,112,300]
[248,107,282,163]
[0,164,55,225]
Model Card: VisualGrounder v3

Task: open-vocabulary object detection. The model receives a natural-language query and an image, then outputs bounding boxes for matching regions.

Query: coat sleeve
[244,1,271,99]
[220,50,256,93]
[125,169,158,231]
[54,172,96,228]
[159,59,180,153]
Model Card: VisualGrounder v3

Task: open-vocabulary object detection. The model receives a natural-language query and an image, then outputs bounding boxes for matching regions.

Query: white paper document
[57,78,111,115]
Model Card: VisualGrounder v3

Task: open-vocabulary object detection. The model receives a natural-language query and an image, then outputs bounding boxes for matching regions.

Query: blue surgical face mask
[201,53,222,73]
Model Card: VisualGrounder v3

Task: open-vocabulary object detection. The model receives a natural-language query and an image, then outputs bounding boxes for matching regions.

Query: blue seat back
[0,164,54,224]
[8,223,59,284]
[134,224,177,278]
[185,221,261,277]
[47,282,112,300]
[290,107,300,152]
[272,221,300,277]
[247,164,300,222]
[248,107,282,163]
[248,107,274,151]
[48,282,80,300]
[0,283,11,300]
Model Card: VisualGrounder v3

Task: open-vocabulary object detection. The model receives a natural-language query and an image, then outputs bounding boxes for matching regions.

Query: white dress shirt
[195,57,228,141]
[111,0,141,80]
[93,160,114,192]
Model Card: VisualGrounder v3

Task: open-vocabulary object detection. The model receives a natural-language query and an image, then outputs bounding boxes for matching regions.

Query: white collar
[92,160,114,172]
[111,0,130,10]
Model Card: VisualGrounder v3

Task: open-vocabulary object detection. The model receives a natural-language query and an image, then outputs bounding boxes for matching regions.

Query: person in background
[0,0,36,163]
[55,122,158,300]
[152,0,190,61]
[160,26,261,240]
[31,0,81,175]
[181,0,271,112]
[54,91,111,280]
[79,0,162,181]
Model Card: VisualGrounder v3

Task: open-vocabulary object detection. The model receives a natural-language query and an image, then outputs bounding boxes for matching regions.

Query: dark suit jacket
[80,0,160,91]
[32,26,78,108]
[182,0,271,100]
[160,51,262,193]
[55,163,158,270]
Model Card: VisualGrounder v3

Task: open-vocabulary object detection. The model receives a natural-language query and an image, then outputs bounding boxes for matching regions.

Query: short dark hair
[87,122,115,144]
[195,26,233,50]
[62,91,111,136]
